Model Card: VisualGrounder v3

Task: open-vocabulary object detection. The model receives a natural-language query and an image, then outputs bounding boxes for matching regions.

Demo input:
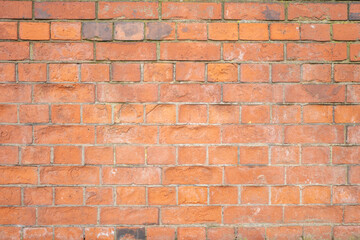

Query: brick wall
[0,1,360,239]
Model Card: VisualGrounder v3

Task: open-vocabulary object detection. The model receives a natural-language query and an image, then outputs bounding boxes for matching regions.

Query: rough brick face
[0,1,359,239]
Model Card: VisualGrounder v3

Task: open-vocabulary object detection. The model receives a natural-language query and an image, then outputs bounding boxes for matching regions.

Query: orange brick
[100,207,158,225]
[333,186,360,204]
[209,186,238,204]
[271,146,299,164]
[0,1,32,19]
[302,64,331,82]
[334,64,360,82]
[146,104,176,124]
[20,22,49,40]
[0,187,21,205]
[301,24,330,41]
[54,227,83,240]
[223,84,283,103]
[0,207,35,225]
[179,186,207,205]
[0,42,29,60]
[284,206,342,223]
[83,104,112,124]
[34,84,95,103]
[114,104,144,123]
[272,105,301,124]
[208,146,237,165]
[112,63,141,82]
[224,43,284,61]
[176,62,205,81]
[237,227,266,240]
[350,166,360,184]
[225,166,284,184]
[40,166,99,185]
[0,125,32,144]
[287,43,347,61]
[239,146,268,165]
[0,104,17,123]
[177,23,207,40]
[302,146,330,164]
[335,105,360,123]
[85,146,113,165]
[271,186,300,204]
[0,63,15,82]
[144,63,173,82]
[334,226,360,240]
[85,228,114,240]
[179,104,207,123]
[163,166,222,185]
[98,84,157,103]
[147,227,175,240]
[303,105,333,123]
[222,125,282,144]
[81,64,109,82]
[38,207,97,225]
[266,226,302,240]
[102,167,160,185]
[239,23,268,41]
[208,228,235,240]
[18,63,47,82]
[162,2,221,20]
[209,23,238,40]
[285,85,345,103]
[334,24,360,41]
[24,187,52,206]
[224,206,282,224]
[51,22,81,40]
[0,146,18,164]
[288,3,347,20]
[147,146,176,165]
[270,23,299,40]
[225,3,285,20]
[241,105,270,123]
[116,187,145,205]
[162,206,221,224]
[55,187,83,205]
[160,42,220,61]
[272,64,300,82]
[49,64,78,82]
[160,126,220,144]
[148,187,176,205]
[35,2,95,19]
[178,146,206,165]
[23,227,52,240]
[303,226,332,240]
[0,227,20,240]
[114,22,144,41]
[21,146,51,165]
[85,187,113,205]
[208,63,238,82]
[96,42,156,61]
[116,146,145,165]
[20,105,49,123]
[241,186,268,204]
[0,22,17,40]
[0,166,37,185]
[287,166,346,184]
[178,227,206,240]
[98,2,158,19]
[33,43,93,61]
[209,105,239,124]
[51,104,80,123]
[54,146,82,164]
[348,85,360,102]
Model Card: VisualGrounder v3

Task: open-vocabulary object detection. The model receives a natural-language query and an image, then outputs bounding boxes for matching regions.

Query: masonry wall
[0,1,360,239]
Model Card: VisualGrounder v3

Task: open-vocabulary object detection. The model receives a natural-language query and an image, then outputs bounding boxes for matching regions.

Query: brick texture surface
[0,1,359,239]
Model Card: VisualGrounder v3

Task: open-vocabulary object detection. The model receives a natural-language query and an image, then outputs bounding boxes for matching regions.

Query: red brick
[270,23,299,40]
[288,3,347,20]
[223,43,283,61]
[114,22,144,41]
[333,23,360,41]
[208,228,235,240]
[82,22,112,41]
[51,22,81,40]
[147,146,176,165]
[98,2,158,19]
[302,64,332,82]
[148,187,176,206]
[333,146,360,164]
[35,2,95,19]
[116,187,145,205]
[241,105,270,123]
[0,1,32,19]
[284,206,342,223]
[179,104,207,123]
[102,167,160,185]
[144,63,173,82]
[163,2,221,20]
[21,146,51,165]
[239,23,268,41]
[178,23,207,40]
[224,206,282,224]
[239,146,268,165]
[18,63,47,82]
[160,126,220,144]
[301,24,330,41]
[146,22,175,40]
[237,227,266,240]
[23,228,52,240]
[0,104,17,123]
[162,206,221,224]
[0,125,32,144]
[350,44,360,61]
[97,126,157,144]
[335,105,360,123]
[24,187,52,206]
[272,64,300,82]
[222,125,282,144]
[225,166,284,184]
[0,187,21,205]
[160,84,220,103]
[33,43,93,61]
[0,146,18,164]
[225,3,285,20]
[83,104,111,124]
[334,226,360,240]
[49,64,79,82]
[97,84,157,103]
[178,227,206,240]
[208,63,238,82]
[35,125,94,144]
[285,85,345,103]
[223,84,282,103]
[178,147,206,165]
[85,228,114,240]
[209,146,237,165]
[81,64,109,82]
[334,64,360,82]
[163,166,222,185]
[0,42,29,60]
[0,227,20,240]
[178,186,207,205]
[209,23,238,40]
[287,43,347,61]
[0,63,15,82]
[55,227,83,240]
[350,3,360,20]
[85,187,113,206]
[271,186,300,204]
[241,64,269,82]
[345,206,360,223]
[303,226,332,240]
[0,207,35,225]
[40,166,99,185]
[20,105,49,123]
[161,42,220,61]
[147,227,175,240]
[38,207,97,225]
[54,146,81,164]
[117,228,145,240]
[302,146,330,164]
[241,186,268,204]
[333,186,360,204]
[114,104,143,124]
[0,22,17,40]
[348,126,360,144]
[85,146,113,165]
[348,85,360,102]
[55,187,83,205]
[271,146,299,164]
[116,146,145,165]
[272,105,301,123]
[287,166,346,184]
[209,187,238,205]
[209,105,239,124]
[303,105,333,123]
[97,42,156,61]
[100,207,158,225]
[19,22,49,40]
[266,226,302,240]
[176,62,205,81]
